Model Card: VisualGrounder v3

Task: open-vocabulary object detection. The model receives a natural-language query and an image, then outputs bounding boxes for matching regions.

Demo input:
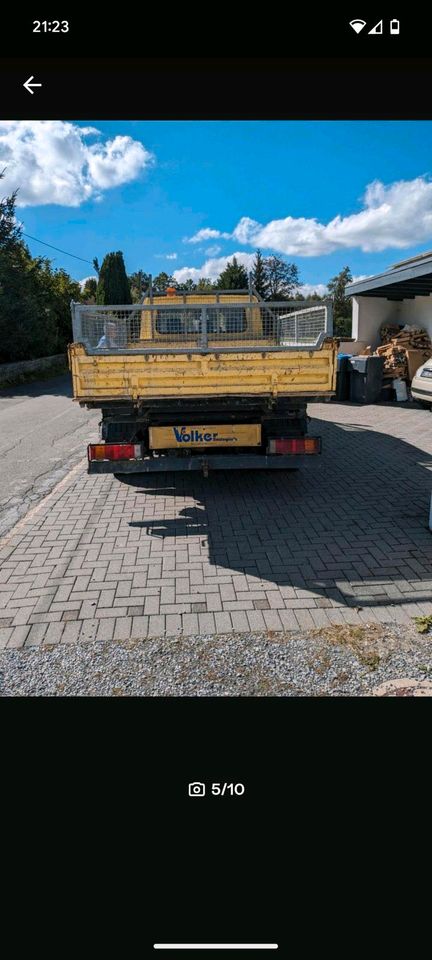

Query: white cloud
[186,177,432,257]
[184,227,231,243]
[174,251,255,284]
[166,253,178,260]
[232,217,261,244]
[0,121,154,207]
[295,283,329,297]
[205,245,222,257]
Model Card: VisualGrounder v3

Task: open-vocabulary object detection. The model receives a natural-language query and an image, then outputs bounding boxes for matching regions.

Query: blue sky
[2,120,432,293]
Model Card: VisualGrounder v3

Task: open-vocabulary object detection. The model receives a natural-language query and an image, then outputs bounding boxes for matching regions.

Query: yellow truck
[68,288,337,475]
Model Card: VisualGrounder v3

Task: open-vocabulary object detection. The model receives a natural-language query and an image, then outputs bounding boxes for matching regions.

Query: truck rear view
[68,290,336,475]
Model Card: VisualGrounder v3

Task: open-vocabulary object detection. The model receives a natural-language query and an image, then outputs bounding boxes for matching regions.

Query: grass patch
[413,615,432,634]
[314,624,386,668]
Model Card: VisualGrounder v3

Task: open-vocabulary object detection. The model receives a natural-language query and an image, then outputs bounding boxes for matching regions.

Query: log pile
[374,325,432,378]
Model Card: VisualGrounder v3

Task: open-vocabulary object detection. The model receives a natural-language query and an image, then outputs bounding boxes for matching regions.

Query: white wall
[397,295,432,336]
[351,294,432,349]
[352,297,404,348]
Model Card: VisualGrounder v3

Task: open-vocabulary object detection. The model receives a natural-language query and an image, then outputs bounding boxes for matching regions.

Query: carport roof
[346,251,432,300]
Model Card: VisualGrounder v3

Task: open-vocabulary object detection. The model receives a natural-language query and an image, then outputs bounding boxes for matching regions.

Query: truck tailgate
[69,344,336,401]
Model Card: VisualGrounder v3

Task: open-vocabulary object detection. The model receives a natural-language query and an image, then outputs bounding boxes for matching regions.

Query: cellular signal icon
[349,19,366,34]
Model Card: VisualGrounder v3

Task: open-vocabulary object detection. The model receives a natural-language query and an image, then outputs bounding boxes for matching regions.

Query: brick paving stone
[29,611,63,624]
[266,592,286,609]
[148,615,166,637]
[166,614,182,634]
[175,578,191,594]
[0,627,13,648]
[131,616,149,639]
[246,610,266,631]
[144,596,160,615]
[220,584,236,601]
[160,603,192,614]
[231,611,249,632]
[61,621,82,644]
[26,622,49,645]
[181,613,199,634]
[114,617,132,640]
[11,607,33,626]
[79,599,99,619]
[44,622,65,645]
[7,625,31,648]
[205,595,223,612]
[95,618,116,641]
[310,609,333,628]
[198,612,216,633]
[279,609,301,630]
[223,600,254,611]
[294,609,316,629]
[80,619,99,642]
[263,610,283,631]
[214,612,233,634]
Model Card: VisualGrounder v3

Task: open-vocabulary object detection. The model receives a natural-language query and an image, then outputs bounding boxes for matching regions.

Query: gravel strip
[1,623,431,696]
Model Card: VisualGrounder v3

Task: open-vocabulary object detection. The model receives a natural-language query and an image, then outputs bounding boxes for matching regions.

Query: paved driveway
[1,401,432,650]
[0,374,98,537]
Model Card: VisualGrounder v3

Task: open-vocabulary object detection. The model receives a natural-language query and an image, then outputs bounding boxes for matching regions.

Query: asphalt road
[0,373,99,536]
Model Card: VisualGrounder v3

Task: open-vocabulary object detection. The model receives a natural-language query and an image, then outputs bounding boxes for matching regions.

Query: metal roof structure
[346,252,432,300]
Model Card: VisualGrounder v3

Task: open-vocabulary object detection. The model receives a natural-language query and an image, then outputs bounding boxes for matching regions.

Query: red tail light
[88,443,142,462]
[268,437,321,455]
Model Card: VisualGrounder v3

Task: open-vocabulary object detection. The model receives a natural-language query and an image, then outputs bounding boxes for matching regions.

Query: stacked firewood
[374,325,432,377]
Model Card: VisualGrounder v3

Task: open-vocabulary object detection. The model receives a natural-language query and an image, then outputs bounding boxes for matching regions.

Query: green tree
[176,278,197,293]
[96,252,131,304]
[327,266,352,336]
[153,272,175,294]
[0,172,83,361]
[82,278,98,302]
[251,249,268,299]
[264,256,299,300]
[216,256,248,290]
[0,247,60,362]
[0,181,20,248]
[48,268,82,347]
[195,278,214,292]
[129,270,151,302]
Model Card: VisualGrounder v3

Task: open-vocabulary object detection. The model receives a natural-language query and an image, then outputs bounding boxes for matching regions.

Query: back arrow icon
[23,76,42,94]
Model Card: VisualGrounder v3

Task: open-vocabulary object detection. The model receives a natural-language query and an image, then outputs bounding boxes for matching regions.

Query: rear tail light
[268,437,321,455]
[88,443,143,462]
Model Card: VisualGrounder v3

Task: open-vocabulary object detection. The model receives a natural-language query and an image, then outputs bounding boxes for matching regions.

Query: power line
[22,232,95,266]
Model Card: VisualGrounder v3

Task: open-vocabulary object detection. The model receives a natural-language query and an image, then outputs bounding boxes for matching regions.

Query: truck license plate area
[149,424,261,449]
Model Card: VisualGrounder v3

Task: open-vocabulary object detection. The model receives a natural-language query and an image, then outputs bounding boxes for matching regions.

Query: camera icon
[188,781,206,797]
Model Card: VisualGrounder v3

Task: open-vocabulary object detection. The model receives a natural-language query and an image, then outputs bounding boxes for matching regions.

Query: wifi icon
[349,19,366,34]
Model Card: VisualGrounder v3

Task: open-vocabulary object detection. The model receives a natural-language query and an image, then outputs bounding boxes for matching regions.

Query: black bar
[2,58,432,119]
[2,13,431,59]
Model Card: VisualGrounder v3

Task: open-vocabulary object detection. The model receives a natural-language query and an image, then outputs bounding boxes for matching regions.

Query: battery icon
[390,19,400,34]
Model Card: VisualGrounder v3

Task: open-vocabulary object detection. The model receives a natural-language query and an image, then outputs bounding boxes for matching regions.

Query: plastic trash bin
[349,355,384,403]
[335,355,351,401]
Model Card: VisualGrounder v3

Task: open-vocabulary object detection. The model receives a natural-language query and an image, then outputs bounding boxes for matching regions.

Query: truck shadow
[121,416,432,611]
